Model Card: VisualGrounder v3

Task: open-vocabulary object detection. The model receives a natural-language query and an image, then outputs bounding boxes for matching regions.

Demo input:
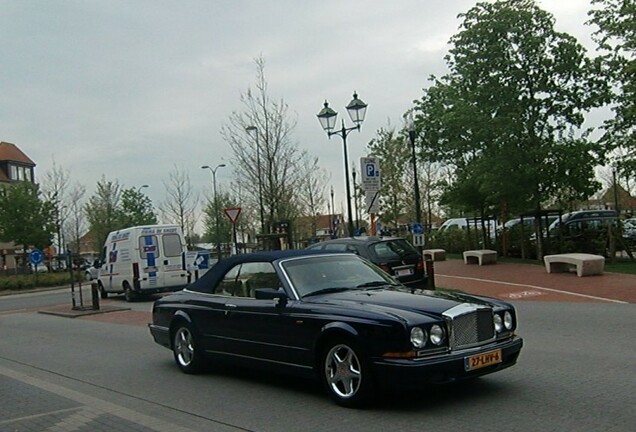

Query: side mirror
[254,288,288,306]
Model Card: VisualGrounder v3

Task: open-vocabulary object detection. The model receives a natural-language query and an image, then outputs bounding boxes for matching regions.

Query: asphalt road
[1,293,635,431]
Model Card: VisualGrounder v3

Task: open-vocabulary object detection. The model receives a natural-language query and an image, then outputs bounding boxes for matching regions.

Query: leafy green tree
[367,127,410,230]
[414,0,605,227]
[588,0,636,182]
[84,177,123,252]
[202,190,235,248]
[0,182,56,267]
[120,188,158,228]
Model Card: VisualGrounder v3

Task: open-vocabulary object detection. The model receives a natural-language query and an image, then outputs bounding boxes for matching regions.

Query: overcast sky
[1,0,595,226]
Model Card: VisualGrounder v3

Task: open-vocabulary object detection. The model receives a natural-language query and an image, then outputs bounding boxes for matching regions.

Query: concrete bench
[543,253,605,277]
[463,249,497,265]
[422,249,446,261]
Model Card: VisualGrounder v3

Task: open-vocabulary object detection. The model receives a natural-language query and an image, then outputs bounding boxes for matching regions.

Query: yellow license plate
[465,349,502,371]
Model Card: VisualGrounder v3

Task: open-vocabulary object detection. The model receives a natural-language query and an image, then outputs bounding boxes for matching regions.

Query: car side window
[215,262,280,298]
[241,262,281,298]
[215,265,242,296]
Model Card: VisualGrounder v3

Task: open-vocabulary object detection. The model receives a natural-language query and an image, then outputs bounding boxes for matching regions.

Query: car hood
[305,288,499,320]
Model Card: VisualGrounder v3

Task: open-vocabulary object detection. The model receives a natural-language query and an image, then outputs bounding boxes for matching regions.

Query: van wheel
[97,281,108,299]
[123,282,136,302]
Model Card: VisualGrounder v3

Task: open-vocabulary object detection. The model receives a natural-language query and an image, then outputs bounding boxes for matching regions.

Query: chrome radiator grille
[444,305,495,349]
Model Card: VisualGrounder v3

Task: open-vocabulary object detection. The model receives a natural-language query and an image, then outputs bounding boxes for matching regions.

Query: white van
[97,224,189,301]
[438,217,499,234]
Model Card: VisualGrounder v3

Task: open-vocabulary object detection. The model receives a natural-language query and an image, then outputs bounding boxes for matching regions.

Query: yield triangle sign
[224,207,241,223]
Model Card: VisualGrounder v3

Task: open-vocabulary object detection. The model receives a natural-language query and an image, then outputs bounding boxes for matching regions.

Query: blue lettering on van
[143,235,157,278]
[110,232,131,242]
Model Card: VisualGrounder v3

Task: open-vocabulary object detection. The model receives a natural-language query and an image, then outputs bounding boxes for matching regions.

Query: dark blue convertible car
[149,250,523,407]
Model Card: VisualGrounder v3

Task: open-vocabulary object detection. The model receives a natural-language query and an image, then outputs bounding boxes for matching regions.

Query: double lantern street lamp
[317,92,368,237]
[201,164,226,261]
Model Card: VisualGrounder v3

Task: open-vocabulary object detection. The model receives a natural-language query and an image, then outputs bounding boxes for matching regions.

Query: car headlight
[410,327,427,348]
[494,314,503,333]
[429,324,445,345]
[503,311,513,330]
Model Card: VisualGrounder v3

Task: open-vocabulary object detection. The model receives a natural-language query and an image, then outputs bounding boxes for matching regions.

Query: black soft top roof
[186,249,337,293]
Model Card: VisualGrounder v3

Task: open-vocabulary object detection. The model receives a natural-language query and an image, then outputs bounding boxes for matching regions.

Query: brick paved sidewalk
[433,258,636,304]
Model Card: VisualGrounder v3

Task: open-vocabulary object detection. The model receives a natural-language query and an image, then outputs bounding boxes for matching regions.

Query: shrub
[0,271,83,292]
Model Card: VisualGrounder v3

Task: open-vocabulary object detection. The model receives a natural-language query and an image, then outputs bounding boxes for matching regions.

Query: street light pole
[136,184,149,194]
[351,166,359,232]
[330,186,335,238]
[317,92,368,238]
[408,112,422,227]
[201,164,226,261]
[246,126,265,235]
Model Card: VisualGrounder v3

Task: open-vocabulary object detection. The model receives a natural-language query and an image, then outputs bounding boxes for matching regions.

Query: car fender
[171,309,194,326]
[313,321,360,360]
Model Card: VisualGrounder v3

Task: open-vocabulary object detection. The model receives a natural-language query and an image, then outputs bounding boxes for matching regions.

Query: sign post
[224,208,242,255]
[360,157,381,235]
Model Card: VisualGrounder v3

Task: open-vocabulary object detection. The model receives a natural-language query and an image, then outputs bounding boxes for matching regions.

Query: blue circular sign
[29,249,44,265]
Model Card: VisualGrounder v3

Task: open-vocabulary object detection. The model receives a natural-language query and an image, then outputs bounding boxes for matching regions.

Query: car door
[188,263,244,354]
[219,262,308,366]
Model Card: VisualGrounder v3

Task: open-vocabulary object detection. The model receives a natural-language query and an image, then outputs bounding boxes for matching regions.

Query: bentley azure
[149,250,523,407]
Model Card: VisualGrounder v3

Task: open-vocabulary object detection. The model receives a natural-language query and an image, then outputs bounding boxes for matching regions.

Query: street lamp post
[351,166,360,232]
[201,164,226,261]
[245,126,265,234]
[330,186,335,237]
[136,184,149,194]
[317,92,368,237]
[407,112,422,227]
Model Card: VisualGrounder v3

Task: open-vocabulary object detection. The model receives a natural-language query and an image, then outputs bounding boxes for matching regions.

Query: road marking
[503,290,545,299]
[438,274,629,304]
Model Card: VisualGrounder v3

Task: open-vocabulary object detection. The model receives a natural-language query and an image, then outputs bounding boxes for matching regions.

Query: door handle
[224,303,237,316]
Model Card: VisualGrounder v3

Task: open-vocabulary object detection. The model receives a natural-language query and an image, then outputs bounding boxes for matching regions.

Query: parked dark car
[306,236,426,288]
[149,250,523,407]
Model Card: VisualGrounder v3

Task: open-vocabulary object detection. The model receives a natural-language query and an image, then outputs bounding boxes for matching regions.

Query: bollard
[91,282,100,310]
[425,258,436,290]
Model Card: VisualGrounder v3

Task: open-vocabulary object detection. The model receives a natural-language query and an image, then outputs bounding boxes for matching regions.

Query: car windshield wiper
[303,287,351,298]
[356,281,395,289]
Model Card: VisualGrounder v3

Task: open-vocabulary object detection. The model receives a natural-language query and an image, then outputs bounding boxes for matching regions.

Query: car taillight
[417,258,424,271]
[379,263,391,273]
[133,263,139,280]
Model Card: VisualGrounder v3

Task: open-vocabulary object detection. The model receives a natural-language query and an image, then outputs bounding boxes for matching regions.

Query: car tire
[320,338,374,407]
[97,281,108,299]
[172,322,206,374]
[123,282,135,302]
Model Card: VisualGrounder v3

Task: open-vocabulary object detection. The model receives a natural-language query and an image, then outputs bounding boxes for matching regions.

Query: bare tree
[40,160,71,254]
[160,165,198,245]
[297,154,328,239]
[64,183,87,255]
[221,57,308,235]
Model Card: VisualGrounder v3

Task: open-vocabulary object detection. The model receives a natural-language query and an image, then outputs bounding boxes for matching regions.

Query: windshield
[281,254,398,298]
